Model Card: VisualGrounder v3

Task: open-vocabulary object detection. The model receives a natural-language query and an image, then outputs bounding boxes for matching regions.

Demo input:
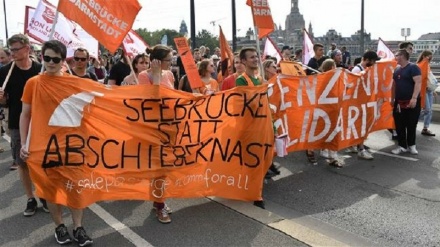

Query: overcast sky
[2,0,439,44]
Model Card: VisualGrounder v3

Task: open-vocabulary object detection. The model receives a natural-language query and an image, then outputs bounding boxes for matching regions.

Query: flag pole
[253,27,265,80]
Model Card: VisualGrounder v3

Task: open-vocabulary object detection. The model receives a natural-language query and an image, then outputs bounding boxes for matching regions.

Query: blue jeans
[421,90,434,128]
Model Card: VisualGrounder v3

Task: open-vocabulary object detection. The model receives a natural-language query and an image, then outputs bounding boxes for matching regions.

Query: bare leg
[18,165,34,198]
[47,202,64,226]
[70,208,83,229]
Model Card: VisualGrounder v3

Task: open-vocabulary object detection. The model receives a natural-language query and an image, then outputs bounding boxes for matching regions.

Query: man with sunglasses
[0,34,47,215]
[70,48,98,81]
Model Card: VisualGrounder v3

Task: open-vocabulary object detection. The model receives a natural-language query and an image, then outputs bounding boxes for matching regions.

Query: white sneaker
[408,145,418,155]
[320,149,329,158]
[345,146,358,153]
[358,149,374,160]
[391,146,407,155]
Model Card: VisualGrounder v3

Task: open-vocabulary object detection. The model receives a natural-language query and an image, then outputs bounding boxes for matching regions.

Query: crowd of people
[0,33,437,246]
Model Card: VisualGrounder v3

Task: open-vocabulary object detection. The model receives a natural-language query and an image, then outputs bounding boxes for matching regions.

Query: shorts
[10,129,26,167]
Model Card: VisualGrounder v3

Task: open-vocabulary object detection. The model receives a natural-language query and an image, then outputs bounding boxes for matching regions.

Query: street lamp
[401,28,411,41]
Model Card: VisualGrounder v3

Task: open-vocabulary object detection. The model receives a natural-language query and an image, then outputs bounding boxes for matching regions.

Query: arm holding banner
[19,103,32,158]
[150,59,162,86]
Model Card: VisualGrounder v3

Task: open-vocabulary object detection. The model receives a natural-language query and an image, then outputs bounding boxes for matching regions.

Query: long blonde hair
[320,59,336,72]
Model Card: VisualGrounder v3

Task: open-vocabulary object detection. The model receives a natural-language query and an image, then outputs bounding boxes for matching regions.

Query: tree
[135,28,183,48]
[195,29,219,50]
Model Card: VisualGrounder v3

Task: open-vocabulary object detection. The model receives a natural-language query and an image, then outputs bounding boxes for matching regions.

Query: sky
[1,0,439,45]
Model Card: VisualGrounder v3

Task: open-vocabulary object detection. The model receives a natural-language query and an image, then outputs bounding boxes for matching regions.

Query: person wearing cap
[210,54,220,80]
[327,43,337,57]
[345,50,381,160]
[281,45,292,61]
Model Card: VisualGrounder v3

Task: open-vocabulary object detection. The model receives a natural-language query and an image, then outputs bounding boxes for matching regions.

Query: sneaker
[156,208,171,224]
[73,226,93,247]
[23,198,37,217]
[421,129,435,136]
[320,149,330,158]
[253,200,265,209]
[345,146,358,153]
[55,224,72,245]
[152,202,172,214]
[358,149,374,160]
[40,198,49,213]
[10,162,18,171]
[408,145,418,155]
[391,146,407,155]
[264,170,276,179]
[269,164,281,175]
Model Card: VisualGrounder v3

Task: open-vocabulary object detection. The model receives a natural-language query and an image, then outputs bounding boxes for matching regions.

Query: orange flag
[25,75,274,208]
[269,61,396,152]
[174,37,204,89]
[279,61,306,76]
[417,59,429,108]
[219,26,234,79]
[58,0,142,53]
[246,0,274,39]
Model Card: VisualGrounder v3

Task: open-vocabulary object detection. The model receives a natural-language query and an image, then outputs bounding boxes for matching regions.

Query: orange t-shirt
[198,78,219,94]
[137,70,175,89]
[22,73,72,104]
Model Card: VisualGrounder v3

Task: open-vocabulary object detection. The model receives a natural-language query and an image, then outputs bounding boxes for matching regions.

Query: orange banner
[219,26,234,78]
[417,59,429,108]
[269,61,396,151]
[26,75,274,208]
[174,37,204,89]
[58,0,142,53]
[279,61,306,76]
[246,0,274,39]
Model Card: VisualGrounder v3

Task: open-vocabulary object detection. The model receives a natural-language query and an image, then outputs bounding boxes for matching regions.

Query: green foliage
[195,29,219,50]
[135,28,219,50]
[134,28,182,48]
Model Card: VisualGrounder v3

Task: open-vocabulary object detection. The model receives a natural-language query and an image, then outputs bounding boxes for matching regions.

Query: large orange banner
[27,76,274,208]
[269,61,396,151]
[58,0,142,53]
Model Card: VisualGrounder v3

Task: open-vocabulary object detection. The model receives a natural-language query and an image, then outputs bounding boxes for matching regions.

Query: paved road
[1,122,440,246]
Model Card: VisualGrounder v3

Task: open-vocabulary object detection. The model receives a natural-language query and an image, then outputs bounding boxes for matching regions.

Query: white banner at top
[122,30,149,57]
[26,0,98,58]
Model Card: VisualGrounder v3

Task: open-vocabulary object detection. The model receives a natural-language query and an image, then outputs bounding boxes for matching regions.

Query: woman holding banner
[122,53,150,85]
[139,45,174,224]
[318,59,343,168]
[263,59,278,81]
[194,59,219,95]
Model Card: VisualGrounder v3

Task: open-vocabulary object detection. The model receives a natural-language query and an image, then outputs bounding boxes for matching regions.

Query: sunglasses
[43,56,62,64]
[10,46,26,53]
[74,57,87,62]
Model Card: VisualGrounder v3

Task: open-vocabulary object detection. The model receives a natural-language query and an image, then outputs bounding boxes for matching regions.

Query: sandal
[328,159,343,168]
[305,150,318,165]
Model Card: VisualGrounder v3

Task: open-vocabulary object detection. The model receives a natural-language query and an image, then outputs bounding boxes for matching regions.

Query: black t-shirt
[176,56,186,79]
[108,61,130,86]
[306,56,328,75]
[70,69,98,81]
[0,61,42,129]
